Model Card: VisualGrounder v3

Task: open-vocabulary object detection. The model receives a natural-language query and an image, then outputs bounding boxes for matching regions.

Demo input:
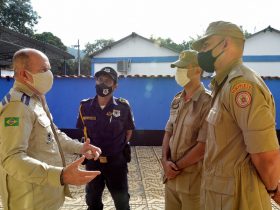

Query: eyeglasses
[95,76,114,86]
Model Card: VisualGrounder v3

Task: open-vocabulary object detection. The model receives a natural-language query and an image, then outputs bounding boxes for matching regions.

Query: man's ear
[194,67,202,75]
[223,38,229,49]
[19,70,33,83]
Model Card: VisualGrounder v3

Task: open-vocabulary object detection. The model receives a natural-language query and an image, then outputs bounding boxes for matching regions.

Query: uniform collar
[192,83,205,102]
[93,95,117,107]
[180,83,205,102]
[13,81,35,97]
[211,59,242,88]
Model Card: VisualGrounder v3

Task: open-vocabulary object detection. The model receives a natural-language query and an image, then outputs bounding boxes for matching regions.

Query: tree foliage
[240,26,252,39]
[33,32,67,51]
[69,39,115,75]
[150,36,198,52]
[84,39,114,56]
[0,0,39,35]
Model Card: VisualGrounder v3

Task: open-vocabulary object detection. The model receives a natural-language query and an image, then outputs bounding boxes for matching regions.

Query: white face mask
[26,70,54,94]
[175,68,190,87]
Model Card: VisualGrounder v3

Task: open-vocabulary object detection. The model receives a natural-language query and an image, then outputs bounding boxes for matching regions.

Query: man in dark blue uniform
[76,66,135,210]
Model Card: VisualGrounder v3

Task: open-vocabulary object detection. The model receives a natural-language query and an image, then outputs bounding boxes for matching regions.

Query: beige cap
[171,50,198,68]
[192,21,245,51]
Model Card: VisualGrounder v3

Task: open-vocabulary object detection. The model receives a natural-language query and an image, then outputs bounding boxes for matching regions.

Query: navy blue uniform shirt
[76,96,135,156]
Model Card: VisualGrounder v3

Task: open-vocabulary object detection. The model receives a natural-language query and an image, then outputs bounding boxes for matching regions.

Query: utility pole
[73,39,81,76]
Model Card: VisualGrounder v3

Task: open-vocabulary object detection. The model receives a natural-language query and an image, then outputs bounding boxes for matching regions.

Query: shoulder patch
[80,98,92,104]
[174,91,183,99]
[231,82,252,94]
[171,91,183,109]
[235,91,252,108]
[118,97,129,105]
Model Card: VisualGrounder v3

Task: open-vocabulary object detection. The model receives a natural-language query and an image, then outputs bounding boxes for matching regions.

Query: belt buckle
[99,156,108,163]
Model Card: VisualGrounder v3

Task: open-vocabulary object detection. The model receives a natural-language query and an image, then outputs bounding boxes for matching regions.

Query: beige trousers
[165,184,200,210]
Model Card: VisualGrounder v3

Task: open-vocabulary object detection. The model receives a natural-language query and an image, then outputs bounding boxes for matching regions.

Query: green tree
[32,32,69,75]
[33,32,67,51]
[84,39,114,56]
[150,36,183,52]
[74,39,114,75]
[149,36,201,52]
[0,0,39,35]
[240,26,252,39]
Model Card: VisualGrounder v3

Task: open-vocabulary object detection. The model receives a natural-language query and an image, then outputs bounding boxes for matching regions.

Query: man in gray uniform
[0,48,102,210]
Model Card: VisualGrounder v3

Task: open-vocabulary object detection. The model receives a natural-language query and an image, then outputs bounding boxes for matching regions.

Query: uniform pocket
[203,175,235,210]
[37,113,51,127]
[204,175,234,195]
[206,108,222,126]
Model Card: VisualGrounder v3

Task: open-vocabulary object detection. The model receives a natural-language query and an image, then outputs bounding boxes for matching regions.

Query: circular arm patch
[235,91,252,108]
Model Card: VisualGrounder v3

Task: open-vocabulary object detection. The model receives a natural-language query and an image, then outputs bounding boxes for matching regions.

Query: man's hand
[63,156,101,185]
[80,138,101,160]
[162,159,180,180]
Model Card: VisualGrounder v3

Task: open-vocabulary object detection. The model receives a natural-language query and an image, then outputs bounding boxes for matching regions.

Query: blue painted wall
[1,77,279,129]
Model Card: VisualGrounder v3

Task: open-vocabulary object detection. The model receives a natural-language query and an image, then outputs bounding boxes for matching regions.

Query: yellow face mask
[175,68,190,87]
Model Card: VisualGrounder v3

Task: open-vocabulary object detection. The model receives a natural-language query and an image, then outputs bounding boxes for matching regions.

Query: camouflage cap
[192,21,245,51]
[171,50,199,68]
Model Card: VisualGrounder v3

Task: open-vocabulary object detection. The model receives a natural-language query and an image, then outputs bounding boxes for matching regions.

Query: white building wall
[243,30,280,76]
[95,37,178,57]
[244,32,280,55]
[243,62,280,76]
[93,36,178,76]
[94,63,175,76]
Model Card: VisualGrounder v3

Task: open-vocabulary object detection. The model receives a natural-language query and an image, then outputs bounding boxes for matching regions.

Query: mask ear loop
[213,39,226,60]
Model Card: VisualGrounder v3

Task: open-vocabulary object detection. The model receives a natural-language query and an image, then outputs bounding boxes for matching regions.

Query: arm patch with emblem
[231,82,252,108]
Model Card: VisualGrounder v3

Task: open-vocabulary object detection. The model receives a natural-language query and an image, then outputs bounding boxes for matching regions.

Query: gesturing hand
[80,138,101,160]
[63,156,101,186]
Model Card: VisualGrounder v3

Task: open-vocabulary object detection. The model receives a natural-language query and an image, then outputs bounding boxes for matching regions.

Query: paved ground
[1,146,280,209]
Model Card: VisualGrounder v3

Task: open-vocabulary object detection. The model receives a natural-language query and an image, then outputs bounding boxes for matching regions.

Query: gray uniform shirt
[0,81,83,210]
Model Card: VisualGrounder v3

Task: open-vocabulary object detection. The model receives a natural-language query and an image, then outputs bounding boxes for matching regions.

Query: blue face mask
[197,39,224,73]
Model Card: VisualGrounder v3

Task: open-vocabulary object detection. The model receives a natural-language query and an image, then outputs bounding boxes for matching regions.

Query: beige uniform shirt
[201,61,279,210]
[165,84,211,194]
[0,82,83,210]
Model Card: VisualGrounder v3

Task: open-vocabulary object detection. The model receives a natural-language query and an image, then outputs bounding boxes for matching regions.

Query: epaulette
[80,98,92,104]
[118,97,130,105]
[173,91,183,100]
[171,91,183,109]
[0,89,33,113]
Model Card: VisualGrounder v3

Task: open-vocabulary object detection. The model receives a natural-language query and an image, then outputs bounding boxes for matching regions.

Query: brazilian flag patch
[4,117,19,127]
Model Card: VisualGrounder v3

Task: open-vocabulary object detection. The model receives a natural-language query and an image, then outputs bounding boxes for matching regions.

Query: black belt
[98,152,123,164]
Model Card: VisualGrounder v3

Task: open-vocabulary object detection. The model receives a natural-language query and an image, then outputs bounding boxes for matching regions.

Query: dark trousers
[85,153,130,210]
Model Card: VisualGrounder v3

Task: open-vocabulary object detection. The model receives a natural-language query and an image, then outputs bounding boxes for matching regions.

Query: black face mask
[95,83,113,97]
[197,40,224,73]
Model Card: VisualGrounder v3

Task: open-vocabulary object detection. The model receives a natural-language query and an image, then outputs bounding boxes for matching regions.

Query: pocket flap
[37,113,50,127]
[204,175,235,195]
[206,108,221,125]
